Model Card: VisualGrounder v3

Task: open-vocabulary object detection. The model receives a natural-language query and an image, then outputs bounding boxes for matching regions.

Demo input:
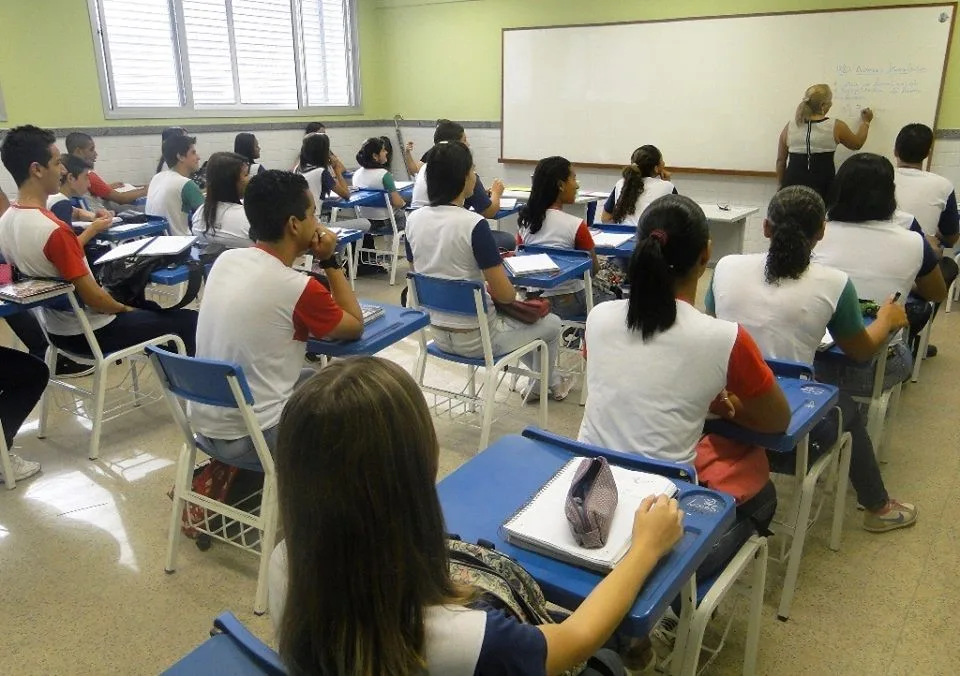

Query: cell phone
[893,292,902,302]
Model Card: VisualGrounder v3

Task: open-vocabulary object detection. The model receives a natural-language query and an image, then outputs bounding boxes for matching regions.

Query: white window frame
[86,0,362,119]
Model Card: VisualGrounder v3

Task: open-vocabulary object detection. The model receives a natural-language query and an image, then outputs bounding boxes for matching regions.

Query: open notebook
[93,236,197,265]
[502,457,678,573]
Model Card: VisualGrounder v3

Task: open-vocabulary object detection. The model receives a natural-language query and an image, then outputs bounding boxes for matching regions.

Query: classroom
[1,0,959,674]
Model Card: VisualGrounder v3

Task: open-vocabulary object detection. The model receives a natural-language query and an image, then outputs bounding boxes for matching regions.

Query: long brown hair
[612,145,663,223]
[275,357,464,675]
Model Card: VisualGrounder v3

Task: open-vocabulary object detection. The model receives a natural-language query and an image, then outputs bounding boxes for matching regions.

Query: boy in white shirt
[145,134,205,235]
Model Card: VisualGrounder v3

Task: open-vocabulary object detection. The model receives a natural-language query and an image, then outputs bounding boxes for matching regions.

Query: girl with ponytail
[600,145,676,225]
[707,185,918,533]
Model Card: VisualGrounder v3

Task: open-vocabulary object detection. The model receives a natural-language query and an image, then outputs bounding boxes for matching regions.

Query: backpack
[169,459,264,544]
[97,252,204,310]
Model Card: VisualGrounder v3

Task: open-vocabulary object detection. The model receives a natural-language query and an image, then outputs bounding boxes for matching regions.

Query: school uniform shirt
[812,211,939,302]
[268,541,547,676]
[190,202,253,254]
[602,176,677,225]
[191,246,343,439]
[578,299,774,465]
[894,167,959,240]
[0,204,114,335]
[706,253,864,365]
[518,208,594,296]
[86,170,113,200]
[405,205,502,330]
[302,166,336,207]
[249,162,266,176]
[411,163,495,214]
[46,193,75,227]
[145,169,205,235]
[352,167,397,222]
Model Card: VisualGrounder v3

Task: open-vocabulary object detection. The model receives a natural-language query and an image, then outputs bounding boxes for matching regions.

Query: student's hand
[860,108,874,123]
[405,141,415,154]
[490,179,505,198]
[877,294,909,331]
[331,155,345,175]
[109,182,125,189]
[628,495,683,561]
[709,388,739,419]
[94,208,115,219]
[310,226,338,260]
[90,216,114,234]
[659,168,672,181]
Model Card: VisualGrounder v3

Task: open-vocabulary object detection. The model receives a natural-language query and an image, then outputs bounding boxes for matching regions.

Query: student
[405,141,572,401]
[234,133,265,176]
[190,152,253,259]
[0,125,198,357]
[811,153,946,386]
[145,134,205,235]
[268,356,683,675]
[351,136,407,228]
[0,347,48,484]
[776,84,873,200]
[155,126,187,174]
[65,132,147,205]
[578,194,791,577]
[291,122,333,171]
[600,145,677,225]
[47,155,114,237]
[517,156,613,319]
[191,170,363,466]
[707,186,918,532]
[297,133,369,231]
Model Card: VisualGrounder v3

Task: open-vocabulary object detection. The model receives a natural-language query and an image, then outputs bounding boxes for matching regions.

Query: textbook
[590,231,634,248]
[361,304,385,325]
[93,236,197,265]
[502,457,678,573]
[0,279,73,303]
[503,253,560,276]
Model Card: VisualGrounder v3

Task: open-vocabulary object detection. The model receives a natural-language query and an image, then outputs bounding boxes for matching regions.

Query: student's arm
[937,191,960,247]
[833,287,908,363]
[914,233,948,302]
[538,495,682,676]
[599,188,617,224]
[76,217,115,247]
[775,125,789,186]
[834,109,873,151]
[478,179,505,219]
[471,219,516,303]
[723,326,791,434]
[381,173,407,209]
[328,157,351,199]
[73,274,133,314]
[88,171,146,204]
[43,225,131,313]
[573,221,601,274]
[181,181,205,214]
[305,228,363,340]
[402,142,422,176]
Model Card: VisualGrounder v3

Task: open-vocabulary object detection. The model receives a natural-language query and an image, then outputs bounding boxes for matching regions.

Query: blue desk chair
[147,347,279,616]
[352,189,405,286]
[163,612,284,675]
[407,273,548,452]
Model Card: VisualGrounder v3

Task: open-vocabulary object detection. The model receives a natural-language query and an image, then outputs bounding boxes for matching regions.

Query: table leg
[736,217,746,255]
[346,241,357,290]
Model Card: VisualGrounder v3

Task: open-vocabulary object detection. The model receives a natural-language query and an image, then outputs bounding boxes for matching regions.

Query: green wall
[0,0,386,127]
[375,0,960,127]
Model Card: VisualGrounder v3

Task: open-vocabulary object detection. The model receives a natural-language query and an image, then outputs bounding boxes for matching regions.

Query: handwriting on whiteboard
[833,63,928,100]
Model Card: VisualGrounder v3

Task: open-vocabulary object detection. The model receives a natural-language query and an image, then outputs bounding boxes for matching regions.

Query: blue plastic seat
[162,612,284,675]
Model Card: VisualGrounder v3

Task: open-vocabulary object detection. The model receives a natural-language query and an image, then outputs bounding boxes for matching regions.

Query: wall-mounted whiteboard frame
[500,4,957,176]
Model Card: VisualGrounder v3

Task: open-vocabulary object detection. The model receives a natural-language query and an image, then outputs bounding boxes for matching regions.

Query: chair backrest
[146,346,254,408]
[408,273,488,316]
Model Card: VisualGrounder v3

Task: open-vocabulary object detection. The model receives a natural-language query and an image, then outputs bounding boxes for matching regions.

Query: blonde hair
[795,84,833,125]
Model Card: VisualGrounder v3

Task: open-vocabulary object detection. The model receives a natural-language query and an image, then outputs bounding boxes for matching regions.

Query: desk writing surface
[306,303,428,358]
[505,249,591,289]
[698,204,758,223]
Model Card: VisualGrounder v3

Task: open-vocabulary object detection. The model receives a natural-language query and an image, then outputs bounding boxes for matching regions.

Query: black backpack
[97,252,204,310]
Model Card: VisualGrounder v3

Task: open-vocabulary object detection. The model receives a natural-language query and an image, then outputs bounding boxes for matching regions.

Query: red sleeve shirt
[573,221,595,250]
[292,277,345,341]
[725,326,775,400]
[87,171,112,199]
[42,210,89,281]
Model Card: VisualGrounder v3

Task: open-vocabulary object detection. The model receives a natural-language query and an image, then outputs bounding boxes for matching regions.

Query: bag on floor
[170,460,264,540]
[97,252,203,310]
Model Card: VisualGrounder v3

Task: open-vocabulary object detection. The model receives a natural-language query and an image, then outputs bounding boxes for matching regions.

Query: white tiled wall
[3,126,959,258]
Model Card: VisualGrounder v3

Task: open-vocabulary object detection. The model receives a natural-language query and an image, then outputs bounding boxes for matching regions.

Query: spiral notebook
[502,457,678,573]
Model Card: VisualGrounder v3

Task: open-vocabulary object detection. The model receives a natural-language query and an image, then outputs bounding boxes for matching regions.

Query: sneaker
[651,608,679,651]
[0,453,42,484]
[549,375,575,402]
[863,499,918,533]
[55,357,94,378]
[926,344,938,358]
[524,381,543,403]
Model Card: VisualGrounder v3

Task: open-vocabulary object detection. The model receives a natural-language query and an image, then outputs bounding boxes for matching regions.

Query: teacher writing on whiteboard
[776,84,873,200]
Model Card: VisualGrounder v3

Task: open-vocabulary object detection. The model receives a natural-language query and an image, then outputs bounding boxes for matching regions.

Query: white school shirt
[145,169,193,235]
[191,247,343,439]
[812,212,925,303]
[895,167,957,237]
[190,202,253,253]
[578,300,771,465]
[786,118,838,154]
[518,208,590,296]
[608,176,676,225]
[709,253,854,365]
[301,167,330,207]
[411,163,429,208]
[46,193,71,213]
[352,167,392,221]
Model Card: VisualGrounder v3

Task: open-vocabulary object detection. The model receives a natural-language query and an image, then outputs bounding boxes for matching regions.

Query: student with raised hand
[145,133,205,235]
[0,125,198,356]
[600,145,676,225]
[268,356,683,675]
[234,133,265,176]
[192,170,363,466]
[47,155,114,245]
[708,186,918,532]
[405,141,572,401]
[579,194,791,577]
[190,152,253,259]
[352,136,407,227]
[518,156,613,319]
[776,84,873,200]
[65,132,147,205]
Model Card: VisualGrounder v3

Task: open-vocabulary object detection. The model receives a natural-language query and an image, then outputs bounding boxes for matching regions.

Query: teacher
[776,84,873,200]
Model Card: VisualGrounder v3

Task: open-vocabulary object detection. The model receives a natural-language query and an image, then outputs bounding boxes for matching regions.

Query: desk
[97,219,170,243]
[437,427,735,638]
[306,302,428,358]
[590,224,636,259]
[506,249,592,290]
[0,290,73,318]
[503,189,603,225]
[328,227,365,288]
[699,205,759,266]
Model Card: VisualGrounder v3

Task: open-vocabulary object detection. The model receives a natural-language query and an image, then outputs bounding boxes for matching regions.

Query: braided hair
[764,186,826,284]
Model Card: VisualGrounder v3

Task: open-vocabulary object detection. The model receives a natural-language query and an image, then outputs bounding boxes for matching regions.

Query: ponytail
[764,185,825,284]
[518,156,572,235]
[626,194,709,340]
[794,84,832,125]
[611,145,663,223]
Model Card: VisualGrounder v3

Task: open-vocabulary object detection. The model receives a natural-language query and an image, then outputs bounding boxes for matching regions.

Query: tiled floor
[2,270,959,675]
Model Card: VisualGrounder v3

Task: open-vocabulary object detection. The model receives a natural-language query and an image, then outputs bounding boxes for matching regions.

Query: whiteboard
[501,5,955,174]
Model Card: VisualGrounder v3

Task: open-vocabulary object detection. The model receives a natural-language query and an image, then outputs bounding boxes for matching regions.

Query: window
[88,0,359,117]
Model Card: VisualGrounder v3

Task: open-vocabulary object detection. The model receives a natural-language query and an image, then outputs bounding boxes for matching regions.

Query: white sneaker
[0,453,42,483]
[549,375,575,402]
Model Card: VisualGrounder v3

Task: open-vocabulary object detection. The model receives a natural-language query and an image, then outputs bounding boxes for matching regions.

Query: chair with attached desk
[332,188,406,286]
[162,612,284,675]
[945,250,960,313]
[705,359,851,622]
[146,347,278,616]
[406,273,548,452]
[909,299,937,383]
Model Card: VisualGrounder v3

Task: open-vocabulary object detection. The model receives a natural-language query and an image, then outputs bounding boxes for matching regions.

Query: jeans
[430,312,563,387]
[0,347,49,447]
[547,287,617,321]
[814,342,912,398]
[696,479,777,581]
[49,309,198,357]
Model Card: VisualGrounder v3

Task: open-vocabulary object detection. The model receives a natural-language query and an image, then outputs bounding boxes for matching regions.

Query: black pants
[696,479,777,582]
[0,347,49,447]
[49,309,198,357]
[5,311,48,360]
